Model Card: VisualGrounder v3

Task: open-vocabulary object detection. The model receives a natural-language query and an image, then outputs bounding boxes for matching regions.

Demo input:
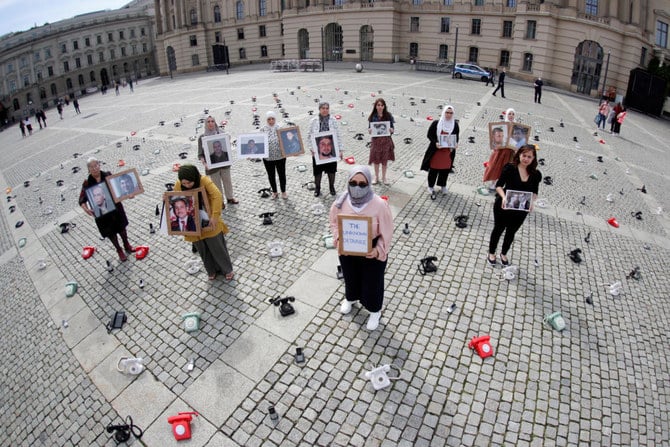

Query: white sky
[0,0,131,36]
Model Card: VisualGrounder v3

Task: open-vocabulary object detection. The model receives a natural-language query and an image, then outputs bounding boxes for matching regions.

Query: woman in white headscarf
[329,166,393,331]
[197,115,239,204]
[483,108,516,191]
[420,105,460,200]
[261,111,288,199]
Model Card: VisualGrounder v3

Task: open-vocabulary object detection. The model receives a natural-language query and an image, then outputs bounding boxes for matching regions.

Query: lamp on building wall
[601,51,611,98]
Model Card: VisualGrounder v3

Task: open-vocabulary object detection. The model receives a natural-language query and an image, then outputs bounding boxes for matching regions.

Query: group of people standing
[596,99,626,135]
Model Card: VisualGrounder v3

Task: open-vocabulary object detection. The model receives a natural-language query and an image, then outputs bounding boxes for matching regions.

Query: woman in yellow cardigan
[175,165,234,281]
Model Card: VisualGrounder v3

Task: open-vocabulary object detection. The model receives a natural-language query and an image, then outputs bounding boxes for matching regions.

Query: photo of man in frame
[509,125,530,149]
[208,139,229,164]
[241,138,265,156]
[278,127,304,156]
[316,134,337,161]
[489,124,508,150]
[170,196,197,232]
[371,122,390,137]
[86,183,115,217]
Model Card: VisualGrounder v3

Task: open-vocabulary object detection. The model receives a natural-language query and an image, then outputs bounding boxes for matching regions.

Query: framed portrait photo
[237,133,268,159]
[85,182,116,218]
[337,214,373,256]
[503,189,533,212]
[106,168,144,203]
[277,126,305,157]
[311,131,340,166]
[370,121,391,138]
[439,134,457,148]
[202,134,233,169]
[488,122,509,151]
[163,188,211,236]
[508,124,532,150]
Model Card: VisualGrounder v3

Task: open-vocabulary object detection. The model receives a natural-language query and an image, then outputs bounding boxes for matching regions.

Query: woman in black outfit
[487,145,541,266]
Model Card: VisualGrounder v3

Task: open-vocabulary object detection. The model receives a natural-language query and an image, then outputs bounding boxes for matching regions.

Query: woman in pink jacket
[329,166,394,331]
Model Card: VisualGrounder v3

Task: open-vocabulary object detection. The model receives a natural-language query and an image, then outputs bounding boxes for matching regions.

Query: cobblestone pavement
[1,63,668,446]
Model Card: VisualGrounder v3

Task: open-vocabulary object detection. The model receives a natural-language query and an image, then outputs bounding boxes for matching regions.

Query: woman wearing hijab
[175,165,234,281]
[367,98,395,185]
[261,111,288,199]
[197,115,239,204]
[420,105,459,200]
[329,166,393,331]
[79,157,136,261]
[487,145,541,266]
[483,107,516,191]
[308,101,343,197]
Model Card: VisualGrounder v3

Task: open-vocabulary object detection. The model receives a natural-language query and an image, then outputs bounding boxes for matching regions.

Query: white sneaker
[427,186,434,194]
[441,186,449,194]
[366,312,381,330]
[340,299,352,314]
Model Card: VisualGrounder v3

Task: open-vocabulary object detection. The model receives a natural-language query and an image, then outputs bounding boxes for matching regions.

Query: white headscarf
[504,108,516,122]
[437,105,455,138]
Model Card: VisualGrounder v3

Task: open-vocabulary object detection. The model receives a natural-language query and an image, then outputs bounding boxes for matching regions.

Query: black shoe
[430,192,436,200]
[492,93,496,96]
[330,189,336,196]
[500,255,509,266]
[192,244,197,253]
[314,190,321,197]
[502,96,506,98]
[487,255,497,266]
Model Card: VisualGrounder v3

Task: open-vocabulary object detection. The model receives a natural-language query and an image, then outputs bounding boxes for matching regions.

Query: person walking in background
[613,105,626,135]
[420,105,459,199]
[56,102,64,119]
[261,111,288,199]
[533,77,543,104]
[35,110,43,129]
[610,102,623,134]
[23,117,33,136]
[367,98,395,186]
[197,116,239,204]
[128,78,134,92]
[485,68,496,87]
[329,166,393,331]
[308,101,343,197]
[19,119,26,137]
[73,98,81,114]
[175,165,234,281]
[487,145,542,267]
[79,157,136,262]
[40,109,48,128]
[492,68,506,98]
[597,100,610,130]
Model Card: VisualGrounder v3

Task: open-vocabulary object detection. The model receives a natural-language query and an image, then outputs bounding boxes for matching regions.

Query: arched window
[239,48,246,59]
[78,74,85,86]
[236,1,244,19]
[26,93,33,104]
[66,78,73,89]
[214,5,222,22]
[50,83,57,95]
[259,0,267,16]
[298,29,309,59]
[13,98,20,111]
[190,9,198,25]
[123,62,129,73]
[40,87,47,99]
[90,71,96,82]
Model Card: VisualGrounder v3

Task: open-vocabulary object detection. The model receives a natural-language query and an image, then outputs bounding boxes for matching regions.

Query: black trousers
[263,158,287,193]
[339,255,387,313]
[534,89,542,103]
[427,169,450,188]
[492,83,505,97]
[488,200,528,255]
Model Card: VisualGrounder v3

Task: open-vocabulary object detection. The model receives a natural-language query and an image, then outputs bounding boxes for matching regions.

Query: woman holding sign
[420,105,459,200]
[329,166,393,331]
[486,145,541,267]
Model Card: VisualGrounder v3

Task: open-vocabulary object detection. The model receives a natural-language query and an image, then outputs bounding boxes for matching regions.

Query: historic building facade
[153,0,669,97]
[0,5,157,123]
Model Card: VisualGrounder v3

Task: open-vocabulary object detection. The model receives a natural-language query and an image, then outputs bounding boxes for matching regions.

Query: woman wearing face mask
[487,145,541,266]
[483,107,516,192]
[420,105,459,200]
[308,101,343,197]
[329,166,393,331]
[260,111,288,199]
[197,115,239,204]
[175,165,234,281]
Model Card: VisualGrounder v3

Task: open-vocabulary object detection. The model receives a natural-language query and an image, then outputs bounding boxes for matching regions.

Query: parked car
[453,63,490,81]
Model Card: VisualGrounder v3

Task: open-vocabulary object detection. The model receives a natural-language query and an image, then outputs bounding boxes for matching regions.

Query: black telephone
[454,215,468,229]
[269,296,296,317]
[569,248,582,264]
[258,188,272,198]
[419,257,438,275]
[106,311,127,333]
[259,212,275,225]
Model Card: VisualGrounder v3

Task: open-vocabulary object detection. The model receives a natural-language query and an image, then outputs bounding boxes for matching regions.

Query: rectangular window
[439,44,449,60]
[48,66,54,76]
[45,48,52,58]
[99,52,105,62]
[75,57,81,68]
[443,0,453,4]
[523,53,533,71]
[526,20,536,39]
[110,49,116,60]
[63,61,70,72]
[97,35,102,44]
[141,27,146,36]
[471,19,481,35]
[585,0,598,15]
[500,50,510,67]
[119,30,125,40]
[412,0,422,4]
[121,47,126,56]
[468,47,478,63]
[237,28,245,39]
[506,0,516,6]
[61,43,67,53]
[132,44,137,55]
[190,35,198,46]
[260,0,267,16]
[108,32,114,42]
[20,57,27,68]
[215,31,221,43]
[6,63,14,72]
[409,42,418,58]
[410,17,420,33]
[87,54,93,65]
[23,75,30,87]
[130,29,136,38]
[142,43,147,53]
[474,0,484,5]
[34,51,40,61]
[640,47,647,66]
[239,48,247,59]
[441,17,450,33]
[261,45,268,57]
[502,21,513,37]
[73,41,79,50]
[192,54,200,66]
[280,23,284,36]
[656,21,668,48]
[37,71,42,81]
[85,37,91,47]
[282,43,285,56]
[259,25,266,37]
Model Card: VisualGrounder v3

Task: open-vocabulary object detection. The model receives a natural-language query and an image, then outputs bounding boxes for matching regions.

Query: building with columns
[0,3,157,123]
[153,0,669,97]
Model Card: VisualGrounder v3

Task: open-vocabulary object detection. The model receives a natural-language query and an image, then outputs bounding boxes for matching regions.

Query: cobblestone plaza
[1,63,669,446]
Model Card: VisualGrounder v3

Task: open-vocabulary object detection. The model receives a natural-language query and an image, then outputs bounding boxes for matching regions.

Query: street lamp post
[452,27,459,79]
[601,51,611,99]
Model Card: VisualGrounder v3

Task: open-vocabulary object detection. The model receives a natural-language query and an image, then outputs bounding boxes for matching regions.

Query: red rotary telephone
[468,335,494,359]
[167,412,198,441]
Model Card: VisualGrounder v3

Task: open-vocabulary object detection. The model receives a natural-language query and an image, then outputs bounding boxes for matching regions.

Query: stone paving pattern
[0,63,668,446]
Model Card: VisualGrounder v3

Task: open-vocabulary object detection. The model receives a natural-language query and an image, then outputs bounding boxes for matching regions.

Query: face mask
[349,185,370,199]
